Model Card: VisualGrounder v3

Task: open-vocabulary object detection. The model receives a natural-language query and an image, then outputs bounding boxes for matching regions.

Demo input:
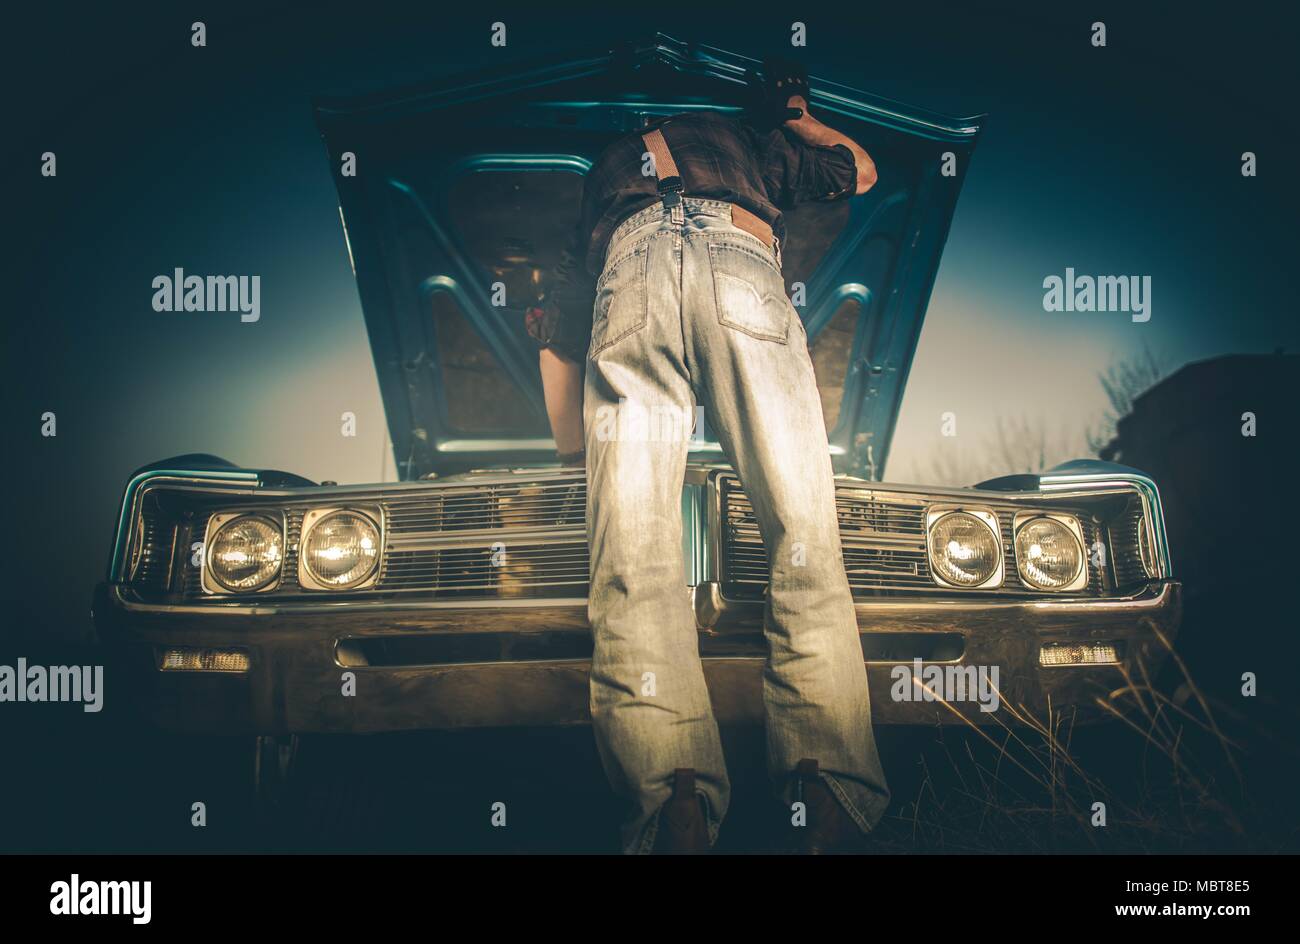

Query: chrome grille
[130,500,175,591]
[721,478,1106,598]
[180,515,209,595]
[1110,501,1148,587]
[723,483,931,593]
[283,510,304,591]
[376,477,587,597]
[135,468,1132,605]
[172,476,588,600]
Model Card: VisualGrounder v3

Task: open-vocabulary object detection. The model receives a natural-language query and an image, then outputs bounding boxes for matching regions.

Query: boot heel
[653,768,711,853]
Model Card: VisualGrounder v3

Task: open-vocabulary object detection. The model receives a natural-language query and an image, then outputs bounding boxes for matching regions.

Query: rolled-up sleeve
[525,226,596,363]
[761,129,857,207]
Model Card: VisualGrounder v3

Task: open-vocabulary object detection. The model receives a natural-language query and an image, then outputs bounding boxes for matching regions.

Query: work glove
[746,55,810,129]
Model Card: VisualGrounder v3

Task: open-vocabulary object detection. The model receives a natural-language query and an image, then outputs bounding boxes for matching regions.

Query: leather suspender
[640,126,778,256]
[642,128,683,207]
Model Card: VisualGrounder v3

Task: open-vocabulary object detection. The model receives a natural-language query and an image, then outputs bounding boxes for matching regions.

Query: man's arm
[782,93,877,195]
[539,347,584,462]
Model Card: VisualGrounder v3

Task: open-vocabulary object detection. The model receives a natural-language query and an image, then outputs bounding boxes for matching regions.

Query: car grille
[1110,499,1149,588]
[722,484,931,592]
[378,477,588,596]
[153,470,1124,604]
[130,497,175,592]
[720,476,1107,598]
[177,474,588,599]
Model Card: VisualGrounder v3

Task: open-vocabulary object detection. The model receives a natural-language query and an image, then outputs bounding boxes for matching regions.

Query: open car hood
[314,34,982,480]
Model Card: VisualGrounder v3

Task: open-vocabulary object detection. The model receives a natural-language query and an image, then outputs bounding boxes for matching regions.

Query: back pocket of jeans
[589,244,649,357]
[708,241,789,343]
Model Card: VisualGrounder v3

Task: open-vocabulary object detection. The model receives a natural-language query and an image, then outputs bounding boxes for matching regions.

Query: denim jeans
[584,197,890,853]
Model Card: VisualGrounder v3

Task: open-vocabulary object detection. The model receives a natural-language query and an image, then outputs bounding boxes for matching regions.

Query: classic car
[93,36,1180,785]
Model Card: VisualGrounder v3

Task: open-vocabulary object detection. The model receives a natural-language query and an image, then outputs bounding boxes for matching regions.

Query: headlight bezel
[297,505,384,592]
[1012,512,1088,592]
[925,506,1004,590]
[201,510,287,595]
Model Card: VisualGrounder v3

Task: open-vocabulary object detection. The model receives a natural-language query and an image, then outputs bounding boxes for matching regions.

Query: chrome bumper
[94,580,1182,734]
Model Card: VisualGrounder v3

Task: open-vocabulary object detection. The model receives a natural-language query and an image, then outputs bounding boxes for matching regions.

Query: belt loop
[774,235,782,269]
[671,201,684,225]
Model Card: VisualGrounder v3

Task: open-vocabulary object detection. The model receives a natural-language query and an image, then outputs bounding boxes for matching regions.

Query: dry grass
[870,621,1299,853]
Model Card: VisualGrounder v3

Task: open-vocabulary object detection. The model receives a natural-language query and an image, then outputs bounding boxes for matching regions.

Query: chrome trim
[705,468,727,586]
[109,470,261,580]
[694,578,1180,634]
[1038,471,1173,578]
[1012,512,1088,593]
[681,483,707,587]
[107,582,591,618]
[436,437,559,452]
[386,525,584,552]
[127,510,148,582]
[105,579,1179,632]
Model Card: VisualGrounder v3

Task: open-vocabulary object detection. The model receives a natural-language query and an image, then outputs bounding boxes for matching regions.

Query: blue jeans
[584,197,890,853]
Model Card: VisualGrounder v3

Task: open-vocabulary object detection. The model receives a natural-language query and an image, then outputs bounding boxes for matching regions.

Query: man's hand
[763,56,811,122]
[747,57,806,129]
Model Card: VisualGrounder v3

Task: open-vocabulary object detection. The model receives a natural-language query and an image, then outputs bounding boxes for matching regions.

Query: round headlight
[208,515,284,592]
[1014,517,1084,590]
[302,511,380,589]
[928,512,1001,588]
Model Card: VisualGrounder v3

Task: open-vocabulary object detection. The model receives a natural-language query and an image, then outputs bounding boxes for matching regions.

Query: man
[525,58,890,853]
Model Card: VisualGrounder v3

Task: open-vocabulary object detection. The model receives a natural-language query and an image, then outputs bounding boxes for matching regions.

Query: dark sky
[5,2,1297,641]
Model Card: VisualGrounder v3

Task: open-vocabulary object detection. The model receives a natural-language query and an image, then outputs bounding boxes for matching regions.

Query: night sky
[6,2,1296,642]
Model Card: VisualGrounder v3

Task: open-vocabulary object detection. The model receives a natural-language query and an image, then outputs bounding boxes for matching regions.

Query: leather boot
[652,768,711,853]
[789,758,870,854]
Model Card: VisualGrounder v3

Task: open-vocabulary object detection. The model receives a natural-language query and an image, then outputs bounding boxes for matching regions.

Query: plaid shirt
[528,110,857,361]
